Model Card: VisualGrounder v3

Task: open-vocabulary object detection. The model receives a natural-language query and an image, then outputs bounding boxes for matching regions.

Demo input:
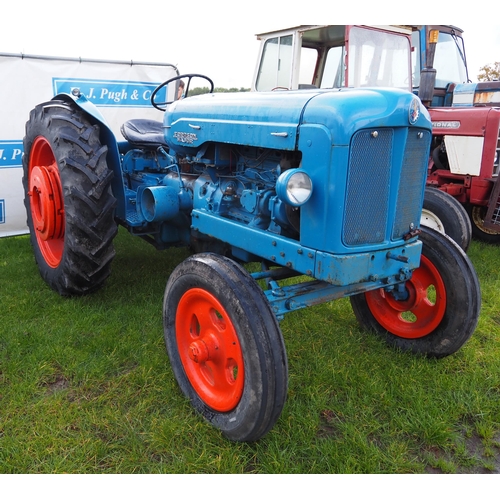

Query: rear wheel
[421,187,471,251]
[22,99,117,295]
[163,253,288,441]
[350,227,480,358]
[467,204,500,244]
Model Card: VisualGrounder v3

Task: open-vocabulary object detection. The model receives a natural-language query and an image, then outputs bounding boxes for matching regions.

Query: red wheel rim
[28,136,65,268]
[365,255,447,339]
[176,288,245,412]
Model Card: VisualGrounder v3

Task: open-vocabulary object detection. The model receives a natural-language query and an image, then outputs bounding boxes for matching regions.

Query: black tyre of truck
[163,253,288,442]
[421,187,472,252]
[466,204,500,244]
[22,99,117,296]
[350,227,480,358]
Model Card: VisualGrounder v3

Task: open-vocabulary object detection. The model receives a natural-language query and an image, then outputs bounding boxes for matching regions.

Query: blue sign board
[52,77,166,108]
[0,141,23,168]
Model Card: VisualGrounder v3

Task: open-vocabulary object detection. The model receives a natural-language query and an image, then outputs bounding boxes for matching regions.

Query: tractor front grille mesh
[392,130,432,239]
[344,129,392,245]
[343,128,431,246]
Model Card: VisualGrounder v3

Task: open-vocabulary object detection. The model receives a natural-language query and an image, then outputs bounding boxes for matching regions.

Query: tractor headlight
[276,169,313,207]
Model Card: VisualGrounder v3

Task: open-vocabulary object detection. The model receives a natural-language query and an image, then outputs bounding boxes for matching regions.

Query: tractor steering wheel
[151,73,214,111]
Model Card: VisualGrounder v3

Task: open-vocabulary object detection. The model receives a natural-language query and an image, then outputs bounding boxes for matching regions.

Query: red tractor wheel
[350,227,480,358]
[163,253,288,442]
[175,287,245,412]
[364,254,447,339]
[27,136,66,268]
[23,99,117,296]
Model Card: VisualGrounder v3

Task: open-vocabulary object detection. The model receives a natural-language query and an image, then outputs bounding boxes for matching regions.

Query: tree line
[478,62,500,81]
[188,87,250,96]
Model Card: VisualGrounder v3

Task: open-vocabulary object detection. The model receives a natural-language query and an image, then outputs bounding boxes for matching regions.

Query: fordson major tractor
[412,25,500,244]
[252,24,474,251]
[22,25,481,441]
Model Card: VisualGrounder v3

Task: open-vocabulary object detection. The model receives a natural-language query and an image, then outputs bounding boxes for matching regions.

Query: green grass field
[1,228,499,473]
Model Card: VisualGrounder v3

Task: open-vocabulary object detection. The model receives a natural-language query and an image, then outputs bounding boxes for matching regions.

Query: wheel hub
[28,136,65,268]
[189,338,212,364]
[29,165,64,242]
[365,255,447,339]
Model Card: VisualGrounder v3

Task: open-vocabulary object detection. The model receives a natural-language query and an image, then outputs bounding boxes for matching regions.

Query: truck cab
[411,25,468,108]
[252,25,413,92]
[411,25,500,241]
[412,25,500,108]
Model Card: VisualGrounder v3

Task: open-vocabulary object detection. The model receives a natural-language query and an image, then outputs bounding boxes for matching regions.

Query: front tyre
[350,227,480,358]
[22,99,117,296]
[163,253,288,442]
[421,187,472,251]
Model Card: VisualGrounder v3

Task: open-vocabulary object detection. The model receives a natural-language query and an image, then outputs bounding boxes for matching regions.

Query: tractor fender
[51,92,126,219]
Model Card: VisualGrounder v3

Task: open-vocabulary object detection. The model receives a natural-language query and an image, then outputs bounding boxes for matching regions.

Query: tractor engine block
[121,143,303,249]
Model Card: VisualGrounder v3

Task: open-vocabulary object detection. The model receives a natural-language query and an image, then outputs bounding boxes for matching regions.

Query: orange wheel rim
[28,136,65,268]
[176,288,245,411]
[365,255,447,339]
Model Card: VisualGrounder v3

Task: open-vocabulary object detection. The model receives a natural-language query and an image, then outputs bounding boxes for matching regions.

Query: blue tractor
[22,71,480,441]
[252,24,478,251]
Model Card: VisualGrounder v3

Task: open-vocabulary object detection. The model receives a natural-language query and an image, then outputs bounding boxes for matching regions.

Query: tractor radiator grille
[343,128,431,246]
[392,130,432,239]
[344,129,392,245]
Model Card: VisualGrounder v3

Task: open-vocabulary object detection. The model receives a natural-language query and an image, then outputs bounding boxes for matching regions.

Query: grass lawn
[1,228,499,473]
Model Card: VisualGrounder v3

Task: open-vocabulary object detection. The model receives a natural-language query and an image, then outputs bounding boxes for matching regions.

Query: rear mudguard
[51,92,127,219]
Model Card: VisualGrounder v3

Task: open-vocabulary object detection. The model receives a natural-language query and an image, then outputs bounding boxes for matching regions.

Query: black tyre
[421,187,472,251]
[350,227,480,358]
[22,99,117,296]
[163,253,288,441]
[467,204,500,244]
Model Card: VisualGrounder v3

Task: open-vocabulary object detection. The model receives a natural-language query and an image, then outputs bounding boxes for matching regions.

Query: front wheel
[421,187,471,251]
[350,227,481,358]
[163,253,288,441]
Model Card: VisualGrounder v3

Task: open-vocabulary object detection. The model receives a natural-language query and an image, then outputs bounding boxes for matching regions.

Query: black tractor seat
[120,119,167,148]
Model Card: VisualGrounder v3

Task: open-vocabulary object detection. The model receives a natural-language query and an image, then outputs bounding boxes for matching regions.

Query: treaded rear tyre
[163,253,288,442]
[467,204,500,244]
[350,227,481,358]
[22,99,117,296]
[421,187,472,251]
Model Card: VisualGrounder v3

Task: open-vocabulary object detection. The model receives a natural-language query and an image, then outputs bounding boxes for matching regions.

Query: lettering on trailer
[0,200,4,224]
[0,141,23,168]
[52,78,167,107]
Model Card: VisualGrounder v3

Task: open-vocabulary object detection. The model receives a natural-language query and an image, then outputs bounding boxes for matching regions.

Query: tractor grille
[344,129,392,245]
[392,130,431,239]
[343,128,431,246]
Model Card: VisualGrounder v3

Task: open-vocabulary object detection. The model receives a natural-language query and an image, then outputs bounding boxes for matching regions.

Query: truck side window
[348,27,411,89]
[433,33,468,87]
[411,31,421,88]
[298,47,320,88]
[255,35,293,91]
[321,46,346,88]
